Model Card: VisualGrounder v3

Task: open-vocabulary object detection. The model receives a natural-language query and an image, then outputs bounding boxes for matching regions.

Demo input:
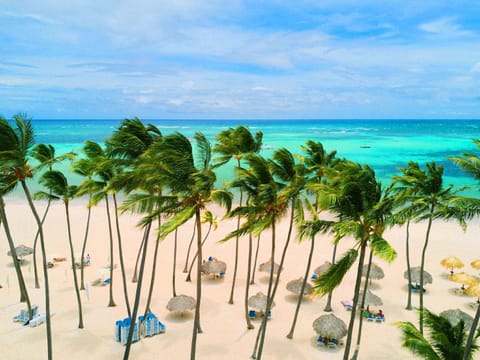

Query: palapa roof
[286,278,312,295]
[312,313,347,339]
[166,295,196,313]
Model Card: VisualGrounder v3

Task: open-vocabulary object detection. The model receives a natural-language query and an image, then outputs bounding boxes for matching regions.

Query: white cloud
[418,17,473,37]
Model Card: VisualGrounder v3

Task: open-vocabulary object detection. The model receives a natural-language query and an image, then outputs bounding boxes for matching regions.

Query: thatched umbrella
[361,263,384,280]
[286,278,312,295]
[201,259,227,274]
[441,256,464,275]
[404,266,433,285]
[7,244,33,258]
[312,314,347,339]
[450,272,477,290]
[259,259,281,274]
[358,289,383,306]
[440,309,474,329]
[248,291,275,311]
[313,261,331,276]
[465,283,480,303]
[166,295,196,313]
[471,259,480,270]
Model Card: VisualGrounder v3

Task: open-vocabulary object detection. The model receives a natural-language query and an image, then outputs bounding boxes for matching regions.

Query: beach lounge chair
[341,300,352,311]
[120,318,140,345]
[366,312,376,322]
[375,315,385,323]
[316,336,324,345]
[327,341,338,349]
[102,278,111,286]
[409,283,426,292]
[266,310,272,319]
[248,310,256,320]
[311,273,318,280]
[13,305,38,323]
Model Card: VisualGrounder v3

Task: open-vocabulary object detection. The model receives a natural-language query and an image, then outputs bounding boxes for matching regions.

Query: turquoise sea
[22,119,480,196]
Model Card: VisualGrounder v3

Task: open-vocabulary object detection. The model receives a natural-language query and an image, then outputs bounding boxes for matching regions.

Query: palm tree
[0,169,32,312]
[35,170,83,328]
[313,160,396,360]
[214,125,263,305]
[30,144,75,288]
[0,114,53,359]
[397,308,479,359]
[391,162,427,310]
[124,132,232,360]
[72,156,97,290]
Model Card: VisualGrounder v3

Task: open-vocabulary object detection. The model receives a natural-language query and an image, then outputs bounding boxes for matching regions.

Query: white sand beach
[1,200,480,359]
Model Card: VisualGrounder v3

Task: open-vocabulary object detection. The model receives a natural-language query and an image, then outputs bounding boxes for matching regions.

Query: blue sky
[1,1,480,119]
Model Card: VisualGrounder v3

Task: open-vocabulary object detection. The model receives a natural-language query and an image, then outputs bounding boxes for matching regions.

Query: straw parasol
[450,272,477,290]
[361,263,385,280]
[404,266,433,285]
[166,295,196,313]
[471,259,480,270]
[7,244,33,258]
[312,314,347,339]
[201,259,227,274]
[441,256,464,274]
[248,292,275,311]
[358,289,383,306]
[440,309,474,329]
[286,278,312,295]
[313,261,331,276]
[259,259,281,274]
[465,283,480,303]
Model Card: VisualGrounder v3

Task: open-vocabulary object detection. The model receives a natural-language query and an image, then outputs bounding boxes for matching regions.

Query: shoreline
[1,201,479,359]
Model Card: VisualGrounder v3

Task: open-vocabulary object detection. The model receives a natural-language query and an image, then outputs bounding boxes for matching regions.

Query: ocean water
[17,119,480,196]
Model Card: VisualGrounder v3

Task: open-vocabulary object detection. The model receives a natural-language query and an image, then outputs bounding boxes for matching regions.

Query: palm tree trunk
[80,197,92,291]
[253,220,276,360]
[186,224,212,282]
[33,198,52,289]
[65,202,84,328]
[113,194,130,317]
[144,215,162,315]
[405,220,413,310]
[105,194,116,307]
[250,233,261,285]
[419,207,434,335]
[228,185,243,304]
[123,221,152,360]
[286,232,315,339]
[183,224,196,273]
[343,242,367,360]
[191,208,203,360]
[0,197,32,311]
[463,302,480,360]
[351,248,374,360]
[324,243,338,312]
[244,231,254,330]
[21,180,53,360]
[173,229,178,297]
[131,236,145,283]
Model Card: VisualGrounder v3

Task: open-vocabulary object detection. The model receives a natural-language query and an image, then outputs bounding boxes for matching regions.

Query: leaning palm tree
[123,132,232,360]
[214,125,263,305]
[397,308,480,359]
[35,170,83,328]
[0,169,32,311]
[0,114,53,359]
[313,160,396,360]
[30,143,75,288]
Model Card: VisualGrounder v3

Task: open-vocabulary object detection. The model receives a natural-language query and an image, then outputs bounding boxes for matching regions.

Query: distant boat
[360,145,371,149]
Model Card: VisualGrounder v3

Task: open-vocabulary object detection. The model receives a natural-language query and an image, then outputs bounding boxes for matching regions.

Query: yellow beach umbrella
[450,272,477,290]
[465,283,480,303]
[471,259,480,270]
[441,256,464,275]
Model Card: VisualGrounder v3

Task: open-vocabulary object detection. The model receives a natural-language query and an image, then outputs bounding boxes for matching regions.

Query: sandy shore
[1,199,480,359]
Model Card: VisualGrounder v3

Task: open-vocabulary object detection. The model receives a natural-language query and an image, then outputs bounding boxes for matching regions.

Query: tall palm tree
[391,162,427,310]
[214,125,263,305]
[0,114,53,359]
[125,132,232,360]
[397,308,480,359]
[30,144,75,288]
[35,170,83,328]
[0,169,32,311]
[313,160,396,360]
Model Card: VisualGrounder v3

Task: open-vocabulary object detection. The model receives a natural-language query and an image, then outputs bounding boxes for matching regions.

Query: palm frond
[157,206,196,240]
